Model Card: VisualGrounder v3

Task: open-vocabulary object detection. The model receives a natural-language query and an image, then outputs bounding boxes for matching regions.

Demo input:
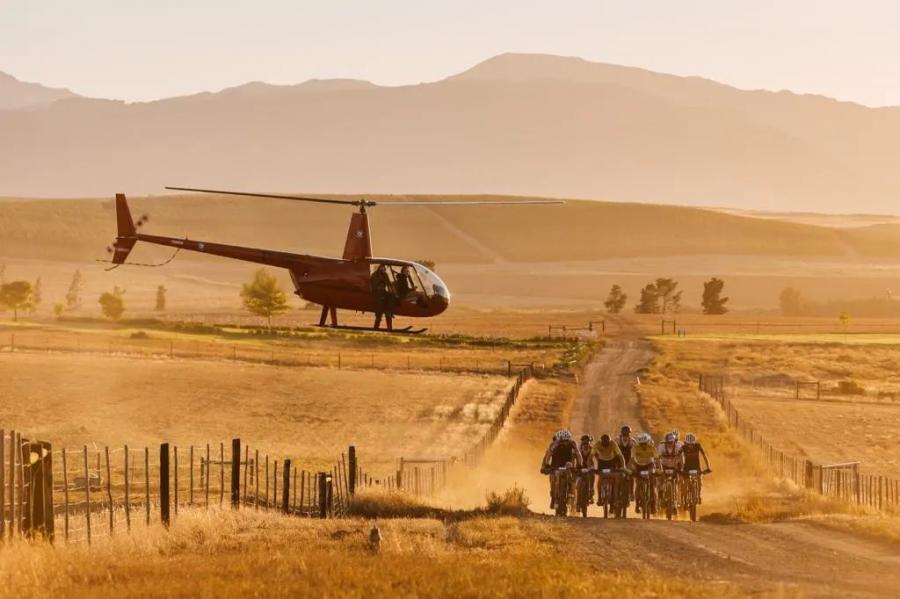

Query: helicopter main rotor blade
[165,186,364,206]
[376,199,565,206]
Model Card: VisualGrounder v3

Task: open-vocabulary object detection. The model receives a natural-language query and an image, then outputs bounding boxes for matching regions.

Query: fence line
[699,374,899,513]
[0,432,380,544]
[394,365,535,497]
[0,331,552,377]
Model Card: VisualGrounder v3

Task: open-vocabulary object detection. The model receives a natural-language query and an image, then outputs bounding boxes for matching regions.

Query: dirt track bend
[562,336,900,598]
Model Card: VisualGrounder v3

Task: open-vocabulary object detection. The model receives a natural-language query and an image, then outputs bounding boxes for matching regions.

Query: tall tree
[0,281,33,321]
[98,286,126,321]
[701,277,729,315]
[779,287,805,316]
[604,284,628,314]
[66,269,84,310]
[634,283,659,314]
[155,285,167,312]
[655,278,682,313]
[241,269,290,328]
[30,276,42,313]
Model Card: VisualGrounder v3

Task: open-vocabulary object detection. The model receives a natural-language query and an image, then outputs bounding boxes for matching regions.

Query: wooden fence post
[348,447,357,495]
[282,460,291,514]
[231,439,241,509]
[318,473,327,518]
[160,443,170,528]
[144,447,150,526]
[274,460,279,511]
[105,446,113,533]
[189,445,194,505]
[62,446,69,540]
[0,430,4,540]
[124,445,131,531]
[83,445,91,545]
[173,447,179,516]
[205,444,210,509]
[220,443,225,507]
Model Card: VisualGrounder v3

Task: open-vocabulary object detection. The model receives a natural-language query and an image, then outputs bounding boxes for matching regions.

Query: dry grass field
[0,507,741,599]
[0,351,512,475]
[641,335,900,479]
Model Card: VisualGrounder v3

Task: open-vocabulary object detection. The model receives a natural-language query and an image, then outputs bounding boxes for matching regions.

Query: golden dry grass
[638,334,900,541]
[0,507,745,599]
[645,336,900,478]
[0,351,511,474]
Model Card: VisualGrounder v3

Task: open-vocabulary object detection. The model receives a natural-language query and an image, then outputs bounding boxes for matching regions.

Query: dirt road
[562,337,900,598]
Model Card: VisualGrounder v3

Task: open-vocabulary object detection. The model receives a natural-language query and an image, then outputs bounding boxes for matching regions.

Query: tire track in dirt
[563,334,900,598]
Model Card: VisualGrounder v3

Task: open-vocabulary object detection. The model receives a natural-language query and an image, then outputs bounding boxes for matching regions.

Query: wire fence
[0,431,378,544]
[0,330,546,376]
[392,365,534,496]
[699,375,900,512]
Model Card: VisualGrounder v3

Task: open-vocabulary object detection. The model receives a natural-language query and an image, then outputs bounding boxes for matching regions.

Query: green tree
[701,277,729,315]
[241,269,290,328]
[66,269,84,310]
[99,286,126,321]
[604,284,628,314]
[634,283,659,314]
[779,287,806,316]
[0,281,33,321]
[839,310,850,338]
[31,276,42,313]
[655,278,682,314]
[53,303,65,319]
[155,285,167,312]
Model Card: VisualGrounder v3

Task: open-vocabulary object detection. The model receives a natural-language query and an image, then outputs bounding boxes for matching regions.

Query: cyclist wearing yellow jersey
[628,433,657,513]
[593,434,625,471]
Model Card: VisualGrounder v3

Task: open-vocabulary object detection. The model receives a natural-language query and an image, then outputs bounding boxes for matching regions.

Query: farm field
[642,335,900,479]
[0,351,512,475]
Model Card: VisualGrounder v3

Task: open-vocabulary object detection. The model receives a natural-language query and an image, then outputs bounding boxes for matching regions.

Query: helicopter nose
[430,291,449,315]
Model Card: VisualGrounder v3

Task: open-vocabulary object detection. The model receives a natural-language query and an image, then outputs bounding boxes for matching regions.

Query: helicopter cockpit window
[414,264,449,300]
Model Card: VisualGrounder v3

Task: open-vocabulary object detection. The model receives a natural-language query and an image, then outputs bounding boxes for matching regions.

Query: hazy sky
[2,1,899,106]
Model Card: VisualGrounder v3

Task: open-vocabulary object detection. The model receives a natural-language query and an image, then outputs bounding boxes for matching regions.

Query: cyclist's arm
[613,444,625,469]
[541,447,553,467]
[699,445,711,470]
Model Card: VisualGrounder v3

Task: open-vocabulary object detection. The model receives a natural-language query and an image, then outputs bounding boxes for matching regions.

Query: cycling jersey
[658,441,684,470]
[682,442,705,471]
[549,440,579,469]
[579,444,593,467]
[593,441,624,468]
[618,436,635,463]
[630,442,656,467]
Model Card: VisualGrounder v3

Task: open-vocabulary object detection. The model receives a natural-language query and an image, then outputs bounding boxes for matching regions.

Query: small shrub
[485,485,531,517]
[130,331,150,340]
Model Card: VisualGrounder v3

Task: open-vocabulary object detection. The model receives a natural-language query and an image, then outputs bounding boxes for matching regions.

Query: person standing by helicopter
[370,264,395,331]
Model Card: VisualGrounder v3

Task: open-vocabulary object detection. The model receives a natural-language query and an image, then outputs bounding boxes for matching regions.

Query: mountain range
[1,53,898,213]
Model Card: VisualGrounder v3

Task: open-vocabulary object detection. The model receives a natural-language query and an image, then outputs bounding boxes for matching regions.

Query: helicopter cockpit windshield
[413,264,449,301]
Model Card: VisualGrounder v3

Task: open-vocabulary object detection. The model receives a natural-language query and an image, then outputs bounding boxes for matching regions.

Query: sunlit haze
[2,0,899,105]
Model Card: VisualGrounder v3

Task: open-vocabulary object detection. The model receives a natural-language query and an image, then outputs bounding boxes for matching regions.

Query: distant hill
[1,53,899,213]
[2,193,900,264]
[0,70,79,110]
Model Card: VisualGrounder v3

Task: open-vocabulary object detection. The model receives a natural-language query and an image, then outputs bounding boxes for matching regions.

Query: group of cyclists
[540,425,712,520]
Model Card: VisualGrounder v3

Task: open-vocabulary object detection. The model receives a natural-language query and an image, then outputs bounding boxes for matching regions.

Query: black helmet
[620,425,631,434]
[600,434,611,446]
[580,434,593,444]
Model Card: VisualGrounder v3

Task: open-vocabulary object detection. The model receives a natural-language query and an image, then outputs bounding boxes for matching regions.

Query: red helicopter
[108,187,561,333]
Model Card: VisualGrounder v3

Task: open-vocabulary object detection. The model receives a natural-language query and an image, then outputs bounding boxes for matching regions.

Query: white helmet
[685,433,697,444]
[557,430,573,442]
[665,432,676,443]
[637,433,652,445]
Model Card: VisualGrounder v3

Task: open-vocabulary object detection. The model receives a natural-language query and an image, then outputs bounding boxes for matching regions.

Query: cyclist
[657,431,685,508]
[628,433,657,513]
[681,433,712,503]
[617,425,636,500]
[540,430,582,509]
[578,434,595,504]
[593,434,626,507]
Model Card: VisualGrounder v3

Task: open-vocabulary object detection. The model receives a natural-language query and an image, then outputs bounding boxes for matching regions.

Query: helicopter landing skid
[314,324,428,335]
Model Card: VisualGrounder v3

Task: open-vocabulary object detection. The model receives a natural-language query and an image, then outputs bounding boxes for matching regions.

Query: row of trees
[602,277,729,315]
[0,266,289,326]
